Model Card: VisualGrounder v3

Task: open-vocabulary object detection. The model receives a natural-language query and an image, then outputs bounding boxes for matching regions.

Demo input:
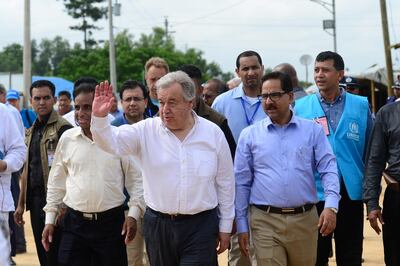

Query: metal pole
[380,0,394,96]
[23,0,31,108]
[332,0,337,52]
[108,0,117,94]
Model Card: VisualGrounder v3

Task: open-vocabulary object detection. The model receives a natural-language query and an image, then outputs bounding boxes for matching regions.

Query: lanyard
[240,98,261,126]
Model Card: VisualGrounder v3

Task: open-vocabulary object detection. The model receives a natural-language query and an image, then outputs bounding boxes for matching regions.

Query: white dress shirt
[0,103,26,212]
[91,113,235,233]
[6,103,25,137]
[43,127,145,225]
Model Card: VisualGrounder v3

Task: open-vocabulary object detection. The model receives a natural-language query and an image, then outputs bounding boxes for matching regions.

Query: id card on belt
[314,116,330,136]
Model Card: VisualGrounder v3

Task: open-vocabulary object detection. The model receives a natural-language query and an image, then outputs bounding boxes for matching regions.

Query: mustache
[265,104,277,110]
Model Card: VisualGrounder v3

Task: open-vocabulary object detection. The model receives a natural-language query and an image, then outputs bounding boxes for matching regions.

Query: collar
[232,83,245,99]
[34,109,58,127]
[263,111,298,129]
[317,87,346,105]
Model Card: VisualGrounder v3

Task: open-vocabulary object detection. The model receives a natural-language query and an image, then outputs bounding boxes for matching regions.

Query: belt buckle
[281,208,295,214]
[169,214,178,220]
[82,213,97,220]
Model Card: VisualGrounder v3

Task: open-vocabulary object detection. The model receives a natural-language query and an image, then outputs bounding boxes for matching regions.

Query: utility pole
[310,0,337,52]
[380,0,394,96]
[23,0,31,108]
[164,17,169,41]
[108,0,117,94]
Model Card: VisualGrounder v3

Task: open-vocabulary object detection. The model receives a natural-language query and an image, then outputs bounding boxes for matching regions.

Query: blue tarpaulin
[32,76,74,97]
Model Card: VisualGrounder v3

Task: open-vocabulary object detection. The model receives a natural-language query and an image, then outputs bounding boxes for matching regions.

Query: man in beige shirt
[41,82,145,266]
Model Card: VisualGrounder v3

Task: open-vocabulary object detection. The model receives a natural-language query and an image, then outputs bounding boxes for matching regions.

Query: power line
[173,0,250,26]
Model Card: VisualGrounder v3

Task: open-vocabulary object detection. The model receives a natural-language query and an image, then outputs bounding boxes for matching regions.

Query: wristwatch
[329,207,338,214]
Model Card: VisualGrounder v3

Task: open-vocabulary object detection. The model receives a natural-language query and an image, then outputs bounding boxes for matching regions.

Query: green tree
[0,44,24,73]
[32,36,71,76]
[60,0,107,49]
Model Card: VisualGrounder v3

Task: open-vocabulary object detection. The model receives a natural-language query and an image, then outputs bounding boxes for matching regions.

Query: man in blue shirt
[212,50,266,143]
[295,51,373,266]
[212,50,266,266]
[235,71,340,265]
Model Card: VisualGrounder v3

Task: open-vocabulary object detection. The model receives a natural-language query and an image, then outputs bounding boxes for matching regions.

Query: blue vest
[295,93,368,200]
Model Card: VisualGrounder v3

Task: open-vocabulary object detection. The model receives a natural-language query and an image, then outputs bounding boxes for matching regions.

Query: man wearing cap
[341,76,362,96]
[295,51,373,266]
[386,80,400,104]
[236,71,340,265]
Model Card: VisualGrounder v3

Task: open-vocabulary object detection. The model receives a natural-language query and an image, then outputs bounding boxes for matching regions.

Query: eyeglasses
[259,91,287,102]
[123,96,145,103]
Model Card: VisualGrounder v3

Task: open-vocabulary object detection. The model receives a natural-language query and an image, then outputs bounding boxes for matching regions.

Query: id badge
[314,116,330,136]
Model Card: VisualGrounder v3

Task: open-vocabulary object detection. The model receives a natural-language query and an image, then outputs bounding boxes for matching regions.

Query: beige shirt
[44,127,144,225]
[91,113,235,233]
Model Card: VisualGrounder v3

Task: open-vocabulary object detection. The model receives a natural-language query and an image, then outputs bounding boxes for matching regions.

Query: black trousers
[315,183,363,266]
[30,195,60,266]
[382,187,400,266]
[58,206,127,266]
[143,207,219,266]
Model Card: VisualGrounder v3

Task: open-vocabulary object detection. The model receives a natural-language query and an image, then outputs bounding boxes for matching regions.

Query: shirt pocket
[294,146,313,172]
[193,150,217,180]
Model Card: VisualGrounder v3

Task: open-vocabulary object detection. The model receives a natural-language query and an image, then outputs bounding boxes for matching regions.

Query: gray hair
[156,71,195,101]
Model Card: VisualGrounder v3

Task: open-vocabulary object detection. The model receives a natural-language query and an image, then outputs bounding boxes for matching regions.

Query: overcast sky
[1,0,399,83]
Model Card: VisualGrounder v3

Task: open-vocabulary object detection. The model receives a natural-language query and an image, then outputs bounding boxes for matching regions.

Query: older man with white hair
[90,71,235,266]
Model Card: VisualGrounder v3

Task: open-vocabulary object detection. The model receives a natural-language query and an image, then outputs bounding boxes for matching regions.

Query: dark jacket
[364,102,400,213]
[194,97,236,159]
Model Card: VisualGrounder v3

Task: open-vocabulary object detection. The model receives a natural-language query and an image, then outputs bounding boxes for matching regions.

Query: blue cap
[6,90,19,100]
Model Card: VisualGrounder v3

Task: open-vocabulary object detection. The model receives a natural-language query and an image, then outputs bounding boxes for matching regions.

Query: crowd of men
[0,50,400,266]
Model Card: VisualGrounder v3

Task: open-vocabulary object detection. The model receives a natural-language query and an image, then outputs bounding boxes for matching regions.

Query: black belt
[253,203,314,214]
[67,205,124,221]
[147,207,215,220]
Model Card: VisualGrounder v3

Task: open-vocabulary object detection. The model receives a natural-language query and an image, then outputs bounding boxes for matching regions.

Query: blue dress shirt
[235,114,340,233]
[211,84,266,143]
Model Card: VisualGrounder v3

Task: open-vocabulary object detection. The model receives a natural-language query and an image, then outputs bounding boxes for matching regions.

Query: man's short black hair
[236,50,262,69]
[73,82,96,99]
[261,71,293,93]
[178,64,202,80]
[315,51,345,71]
[58,90,72,100]
[74,77,98,90]
[30,80,56,97]
[119,80,148,100]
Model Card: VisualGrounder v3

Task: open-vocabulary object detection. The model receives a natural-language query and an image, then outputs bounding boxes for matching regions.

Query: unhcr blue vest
[295,93,368,200]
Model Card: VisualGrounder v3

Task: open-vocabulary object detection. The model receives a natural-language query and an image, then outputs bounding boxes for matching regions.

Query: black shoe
[15,246,26,254]
[10,257,16,265]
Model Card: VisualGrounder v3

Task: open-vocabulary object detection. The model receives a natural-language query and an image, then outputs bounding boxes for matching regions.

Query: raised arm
[91,81,141,156]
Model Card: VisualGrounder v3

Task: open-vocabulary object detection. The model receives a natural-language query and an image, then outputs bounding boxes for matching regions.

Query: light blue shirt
[211,84,266,143]
[235,114,340,233]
